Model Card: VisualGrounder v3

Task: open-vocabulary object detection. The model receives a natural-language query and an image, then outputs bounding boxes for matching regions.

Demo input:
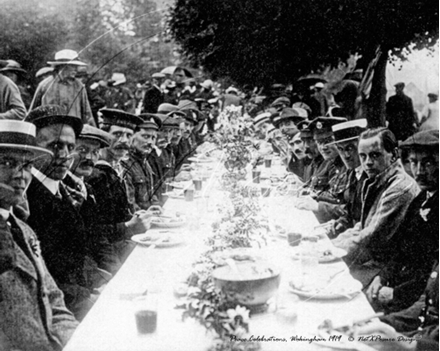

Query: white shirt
[0,207,11,221]
[31,168,60,196]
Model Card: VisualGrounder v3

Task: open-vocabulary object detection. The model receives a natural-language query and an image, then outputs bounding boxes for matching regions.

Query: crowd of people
[0,48,438,351]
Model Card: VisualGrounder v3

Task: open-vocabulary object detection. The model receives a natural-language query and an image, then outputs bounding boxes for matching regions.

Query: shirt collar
[0,207,11,221]
[31,168,60,196]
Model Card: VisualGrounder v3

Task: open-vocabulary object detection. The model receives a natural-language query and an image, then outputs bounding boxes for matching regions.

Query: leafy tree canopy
[169,0,439,86]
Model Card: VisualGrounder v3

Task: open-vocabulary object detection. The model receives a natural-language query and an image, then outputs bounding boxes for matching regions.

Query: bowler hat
[26,105,83,137]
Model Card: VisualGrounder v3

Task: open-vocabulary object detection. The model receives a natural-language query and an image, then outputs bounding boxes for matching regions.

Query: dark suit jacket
[26,177,92,316]
[378,191,439,312]
[142,85,163,113]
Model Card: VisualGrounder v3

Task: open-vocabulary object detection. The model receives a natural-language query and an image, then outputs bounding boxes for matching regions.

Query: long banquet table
[64,159,375,351]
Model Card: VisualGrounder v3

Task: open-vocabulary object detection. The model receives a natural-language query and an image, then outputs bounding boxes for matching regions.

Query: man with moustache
[295,119,367,226]
[25,105,100,320]
[332,127,419,287]
[122,116,161,212]
[0,120,78,350]
[301,117,347,194]
[87,109,153,264]
[271,107,308,179]
[366,130,438,313]
[69,124,122,275]
[297,120,323,183]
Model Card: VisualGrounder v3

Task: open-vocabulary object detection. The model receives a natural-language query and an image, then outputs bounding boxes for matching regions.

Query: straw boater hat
[0,120,53,160]
[26,105,84,137]
[47,50,87,66]
[253,112,271,128]
[330,119,368,144]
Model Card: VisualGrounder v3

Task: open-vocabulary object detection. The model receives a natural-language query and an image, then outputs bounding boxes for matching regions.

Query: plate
[169,181,192,189]
[288,277,362,300]
[188,156,215,163]
[131,233,184,248]
[316,328,376,350]
[290,246,346,263]
[151,216,186,228]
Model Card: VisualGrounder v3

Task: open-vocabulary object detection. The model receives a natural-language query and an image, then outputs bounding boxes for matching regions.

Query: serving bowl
[212,260,281,306]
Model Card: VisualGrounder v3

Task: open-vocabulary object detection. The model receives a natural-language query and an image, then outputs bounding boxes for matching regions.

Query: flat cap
[157,103,178,114]
[271,97,291,108]
[80,124,112,148]
[400,130,439,148]
[138,113,162,131]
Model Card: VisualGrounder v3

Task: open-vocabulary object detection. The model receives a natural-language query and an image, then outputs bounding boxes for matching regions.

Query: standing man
[419,92,439,131]
[366,130,438,313]
[0,120,78,350]
[0,61,26,120]
[30,50,95,126]
[332,127,420,287]
[87,109,153,264]
[25,105,99,320]
[386,82,416,141]
[142,73,165,113]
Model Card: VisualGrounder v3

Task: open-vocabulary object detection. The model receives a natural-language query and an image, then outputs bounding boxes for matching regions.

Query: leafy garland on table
[176,106,265,351]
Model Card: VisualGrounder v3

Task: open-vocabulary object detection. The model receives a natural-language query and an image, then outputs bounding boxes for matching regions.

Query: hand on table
[125,211,153,236]
[354,321,417,351]
[366,276,382,303]
[294,196,319,212]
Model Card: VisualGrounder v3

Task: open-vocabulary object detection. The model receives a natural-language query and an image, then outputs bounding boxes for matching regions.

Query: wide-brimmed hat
[47,49,87,66]
[99,108,143,131]
[79,124,112,148]
[26,105,83,137]
[272,107,306,128]
[329,118,368,145]
[0,60,26,74]
[0,120,53,161]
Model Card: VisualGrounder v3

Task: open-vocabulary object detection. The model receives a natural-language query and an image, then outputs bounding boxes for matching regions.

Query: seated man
[357,263,438,351]
[0,120,78,350]
[295,119,367,226]
[122,116,161,212]
[297,116,346,196]
[332,127,420,287]
[297,120,324,184]
[87,109,153,265]
[25,105,101,320]
[366,130,439,313]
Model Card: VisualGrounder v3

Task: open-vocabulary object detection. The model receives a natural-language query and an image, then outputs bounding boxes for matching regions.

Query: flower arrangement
[176,113,266,351]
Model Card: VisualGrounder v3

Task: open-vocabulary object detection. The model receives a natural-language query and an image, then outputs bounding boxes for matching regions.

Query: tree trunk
[365,51,388,127]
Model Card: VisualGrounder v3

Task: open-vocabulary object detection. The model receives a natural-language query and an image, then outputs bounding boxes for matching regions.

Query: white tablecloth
[64,163,375,351]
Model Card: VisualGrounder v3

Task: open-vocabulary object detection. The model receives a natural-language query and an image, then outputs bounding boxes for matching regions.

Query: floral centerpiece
[176,108,266,351]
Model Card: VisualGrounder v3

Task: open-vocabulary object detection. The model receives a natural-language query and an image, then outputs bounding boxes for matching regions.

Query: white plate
[151,216,186,228]
[290,247,347,263]
[131,233,184,248]
[288,278,362,300]
[188,156,215,163]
